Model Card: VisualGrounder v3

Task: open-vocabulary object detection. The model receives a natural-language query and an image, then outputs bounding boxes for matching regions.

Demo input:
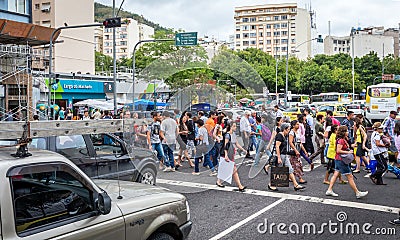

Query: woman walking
[326,126,368,198]
[354,117,370,173]
[177,115,194,168]
[268,122,306,191]
[369,122,389,185]
[211,115,224,167]
[289,120,308,184]
[216,122,247,191]
[323,124,347,184]
[298,115,313,169]
[322,117,333,165]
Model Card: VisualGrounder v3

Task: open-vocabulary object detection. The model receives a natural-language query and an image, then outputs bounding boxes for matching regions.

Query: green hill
[94,2,169,32]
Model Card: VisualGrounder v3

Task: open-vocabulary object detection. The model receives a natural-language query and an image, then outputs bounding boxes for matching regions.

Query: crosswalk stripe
[158,179,400,215]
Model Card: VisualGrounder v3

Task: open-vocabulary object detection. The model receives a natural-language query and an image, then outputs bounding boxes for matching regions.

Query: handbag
[340,153,354,164]
[270,166,289,187]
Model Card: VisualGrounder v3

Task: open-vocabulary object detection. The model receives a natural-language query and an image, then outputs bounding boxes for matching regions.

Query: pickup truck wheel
[138,167,156,185]
[148,232,174,240]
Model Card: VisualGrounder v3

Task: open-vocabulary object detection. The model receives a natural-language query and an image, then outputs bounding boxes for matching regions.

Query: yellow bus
[366,83,400,121]
[311,92,352,106]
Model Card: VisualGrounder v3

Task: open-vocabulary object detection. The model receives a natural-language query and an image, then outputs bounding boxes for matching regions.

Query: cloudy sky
[97,0,400,40]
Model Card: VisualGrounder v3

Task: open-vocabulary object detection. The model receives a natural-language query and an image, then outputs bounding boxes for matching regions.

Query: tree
[95,51,113,72]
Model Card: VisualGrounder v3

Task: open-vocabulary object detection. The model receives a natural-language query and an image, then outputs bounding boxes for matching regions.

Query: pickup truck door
[4,162,125,240]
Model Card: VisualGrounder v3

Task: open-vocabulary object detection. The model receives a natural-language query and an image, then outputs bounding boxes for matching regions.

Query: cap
[372,122,384,129]
[390,111,398,115]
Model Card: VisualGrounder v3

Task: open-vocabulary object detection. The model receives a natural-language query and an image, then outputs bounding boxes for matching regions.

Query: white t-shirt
[161,118,178,145]
[240,116,251,133]
[198,126,209,145]
[324,126,331,144]
[371,131,387,155]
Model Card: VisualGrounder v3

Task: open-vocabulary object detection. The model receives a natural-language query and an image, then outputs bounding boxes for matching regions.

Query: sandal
[323,181,330,185]
[339,180,348,184]
[216,182,225,188]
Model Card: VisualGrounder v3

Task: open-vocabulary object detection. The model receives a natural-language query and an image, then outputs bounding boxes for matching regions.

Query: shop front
[49,79,114,109]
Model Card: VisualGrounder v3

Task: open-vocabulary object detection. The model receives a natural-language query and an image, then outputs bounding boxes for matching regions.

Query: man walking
[304,108,315,156]
[309,114,325,164]
[240,110,252,158]
[161,111,178,172]
[342,111,355,144]
[383,111,398,155]
[147,111,165,169]
[273,105,283,118]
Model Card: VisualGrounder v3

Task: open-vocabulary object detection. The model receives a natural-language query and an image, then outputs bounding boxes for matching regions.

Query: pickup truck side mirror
[97,192,112,215]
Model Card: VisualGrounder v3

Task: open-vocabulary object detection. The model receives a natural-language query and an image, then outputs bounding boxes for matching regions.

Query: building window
[243,41,249,46]
[274,39,279,44]
[258,17,264,21]
[266,32,271,37]
[8,0,27,14]
[334,47,337,51]
[281,39,288,44]
[281,15,288,20]
[274,16,279,21]
[266,24,271,29]
[291,38,296,44]
[236,26,240,31]
[259,40,263,45]
[266,16,271,20]
[34,3,40,10]
[274,47,280,52]
[242,25,249,31]
[243,33,249,38]
[120,41,127,46]
[236,34,240,39]
[273,24,280,29]
[273,31,280,36]
[267,40,271,44]
[251,25,256,30]
[282,31,288,36]
[281,23,288,28]
[119,34,127,39]
[41,20,51,27]
[281,46,287,51]
[250,17,256,22]
[333,40,337,44]
[242,18,249,22]
[250,40,256,45]
[259,32,263,37]
[250,32,256,38]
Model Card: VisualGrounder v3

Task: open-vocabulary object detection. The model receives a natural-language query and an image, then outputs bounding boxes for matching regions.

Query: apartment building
[102,18,154,60]
[32,0,94,74]
[384,25,400,57]
[0,0,31,23]
[234,3,311,60]
[324,26,394,59]
[94,26,103,53]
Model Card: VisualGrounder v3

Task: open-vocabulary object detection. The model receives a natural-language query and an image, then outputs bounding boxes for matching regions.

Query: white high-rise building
[324,26,394,59]
[234,3,312,60]
[102,18,154,60]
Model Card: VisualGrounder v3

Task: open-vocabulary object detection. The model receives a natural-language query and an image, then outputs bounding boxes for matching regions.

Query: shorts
[177,136,187,150]
[356,143,366,157]
[334,160,352,175]
[276,154,294,174]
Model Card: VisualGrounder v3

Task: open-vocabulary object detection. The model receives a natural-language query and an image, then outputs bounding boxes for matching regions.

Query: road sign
[263,87,269,98]
[382,74,395,81]
[175,32,198,46]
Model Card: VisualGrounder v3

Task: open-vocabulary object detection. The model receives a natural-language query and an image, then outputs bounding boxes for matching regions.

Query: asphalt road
[157,152,400,240]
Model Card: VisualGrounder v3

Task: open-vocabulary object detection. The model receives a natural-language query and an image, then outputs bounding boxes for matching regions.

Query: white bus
[311,92,352,106]
[366,83,400,121]
[287,94,310,107]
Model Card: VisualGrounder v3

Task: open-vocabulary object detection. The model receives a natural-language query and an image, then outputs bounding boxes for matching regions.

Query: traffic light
[103,17,121,28]
[317,35,323,43]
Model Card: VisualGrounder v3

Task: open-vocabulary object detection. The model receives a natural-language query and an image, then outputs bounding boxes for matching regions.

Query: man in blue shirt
[384,111,398,153]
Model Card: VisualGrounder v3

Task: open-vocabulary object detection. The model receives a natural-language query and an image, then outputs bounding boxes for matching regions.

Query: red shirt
[335,138,348,160]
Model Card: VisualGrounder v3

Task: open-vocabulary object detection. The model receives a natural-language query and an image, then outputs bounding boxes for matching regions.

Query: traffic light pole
[48,23,103,119]
[131,39,174,111]
[113,0,117,117]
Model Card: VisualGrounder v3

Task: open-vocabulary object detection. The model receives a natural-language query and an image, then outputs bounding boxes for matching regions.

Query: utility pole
[284,19,289,108]
[112,0,117,116]
[351,27,355,101]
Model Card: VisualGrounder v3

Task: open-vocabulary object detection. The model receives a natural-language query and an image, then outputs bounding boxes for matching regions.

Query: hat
[372,122,384,129]
[390,111,398,115]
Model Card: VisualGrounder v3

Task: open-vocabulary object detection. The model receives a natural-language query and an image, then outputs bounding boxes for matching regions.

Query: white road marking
[158,179,400,215]
[208,198,285,240]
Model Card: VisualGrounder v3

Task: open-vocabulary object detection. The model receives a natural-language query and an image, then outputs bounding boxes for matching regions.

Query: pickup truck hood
[94,180,186,215]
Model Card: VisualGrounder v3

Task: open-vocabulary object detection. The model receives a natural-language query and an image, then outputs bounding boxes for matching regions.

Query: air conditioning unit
[41,5,51,12]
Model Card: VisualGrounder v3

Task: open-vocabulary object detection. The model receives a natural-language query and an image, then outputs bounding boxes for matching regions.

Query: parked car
[283,107,305,121]
[346,104,365,116]
[0,148,192,240]
[2,133,158,185]
[316,104,347,117]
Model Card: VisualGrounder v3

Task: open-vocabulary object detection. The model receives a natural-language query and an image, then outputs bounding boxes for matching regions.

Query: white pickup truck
[0,148,192,240]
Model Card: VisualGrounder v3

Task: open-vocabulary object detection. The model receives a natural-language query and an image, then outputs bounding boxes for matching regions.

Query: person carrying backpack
[253,115,272,167]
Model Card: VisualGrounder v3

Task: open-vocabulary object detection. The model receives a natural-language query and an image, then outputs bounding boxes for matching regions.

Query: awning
[0,19,59,46]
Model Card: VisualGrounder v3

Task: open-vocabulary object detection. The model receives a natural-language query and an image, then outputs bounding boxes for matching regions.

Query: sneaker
[356,191,368,199]
[163,167,171,172]
[389,219,400,225]
[209,171,217,176]
[170,167,176,172]
[326,190,339,197]
[192,172,200,175]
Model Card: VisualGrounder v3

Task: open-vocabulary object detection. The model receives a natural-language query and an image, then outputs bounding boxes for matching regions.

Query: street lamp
[351,27,356,101]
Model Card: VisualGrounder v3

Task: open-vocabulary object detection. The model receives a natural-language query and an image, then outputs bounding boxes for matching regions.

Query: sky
[97,0,400,41]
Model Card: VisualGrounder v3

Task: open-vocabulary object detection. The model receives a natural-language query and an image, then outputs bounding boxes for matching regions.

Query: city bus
[287,94,310,107]
[311,92,352,106]
[366,83,400,121]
